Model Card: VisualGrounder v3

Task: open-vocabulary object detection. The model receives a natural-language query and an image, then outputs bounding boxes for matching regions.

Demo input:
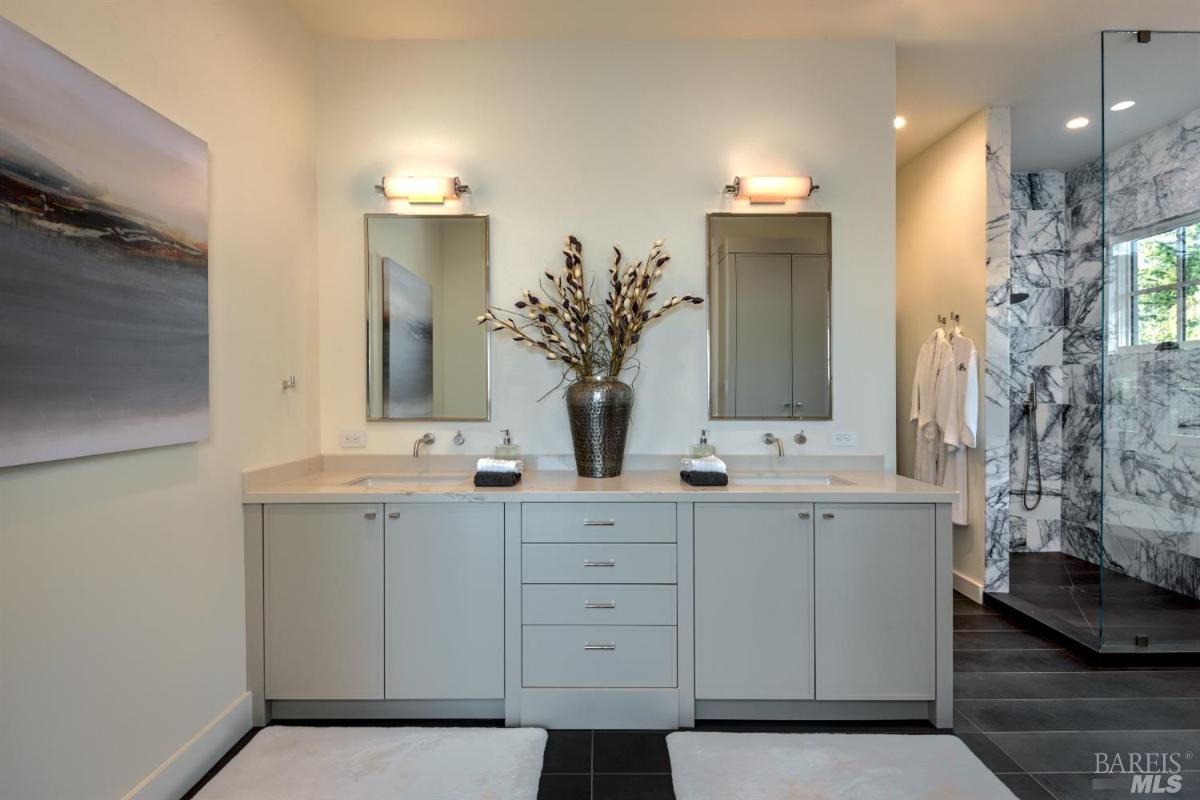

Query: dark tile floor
[185,594,1200,800]
[989,552,1200,656]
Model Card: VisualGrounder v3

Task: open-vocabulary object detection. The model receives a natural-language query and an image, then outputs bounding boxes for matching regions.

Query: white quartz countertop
[242,456,956,504]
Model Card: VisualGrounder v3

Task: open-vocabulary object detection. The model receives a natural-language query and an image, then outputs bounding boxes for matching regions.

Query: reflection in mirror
[365,215,489,420]
[707,213,831,419]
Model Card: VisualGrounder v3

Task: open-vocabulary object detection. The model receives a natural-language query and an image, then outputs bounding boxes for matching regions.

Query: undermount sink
[730,473,851,487]
[348,474,470,488]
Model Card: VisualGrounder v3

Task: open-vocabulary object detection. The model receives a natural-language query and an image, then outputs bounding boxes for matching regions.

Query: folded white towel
[476,457,524,474]
[681,455,727,474]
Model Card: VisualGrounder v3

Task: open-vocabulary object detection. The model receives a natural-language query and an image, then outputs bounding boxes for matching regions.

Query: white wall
[316,39,897,463]
[896,111,988,592]
[0,2,317,798]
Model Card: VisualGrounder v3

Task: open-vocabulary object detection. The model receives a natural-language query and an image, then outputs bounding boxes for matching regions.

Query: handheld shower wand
[1022,381,1043,511]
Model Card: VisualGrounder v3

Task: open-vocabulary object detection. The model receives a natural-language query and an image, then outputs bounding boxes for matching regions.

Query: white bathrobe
[910,329,955,484]
[939,330,979,526]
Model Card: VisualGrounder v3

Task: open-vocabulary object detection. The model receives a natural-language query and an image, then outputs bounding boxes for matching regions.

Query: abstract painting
[0,18,209,468]
[383,257,433,417]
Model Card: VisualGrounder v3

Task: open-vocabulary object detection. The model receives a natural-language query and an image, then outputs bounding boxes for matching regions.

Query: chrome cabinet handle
[584,601,616,609]
[583,519,615,527]
[798,512,811,520]
[364,512,378,520]
[822,512,835,520]
[584,642,616,651]
[387,511,401,519]
[583,559,616,567]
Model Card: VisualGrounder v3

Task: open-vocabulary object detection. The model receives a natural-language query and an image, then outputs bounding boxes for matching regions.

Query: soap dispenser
[495,429,520,459]
[690,429,716,458]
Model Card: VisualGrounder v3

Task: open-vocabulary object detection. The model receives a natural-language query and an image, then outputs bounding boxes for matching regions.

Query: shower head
[1011,292,1030,304]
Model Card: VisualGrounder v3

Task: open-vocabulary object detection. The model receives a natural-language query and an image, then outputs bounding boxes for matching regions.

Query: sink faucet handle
[762,432,784,456]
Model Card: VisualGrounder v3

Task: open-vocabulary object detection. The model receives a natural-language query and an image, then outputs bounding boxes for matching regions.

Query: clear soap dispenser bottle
[690,429,716,458]
[495,429,520,459]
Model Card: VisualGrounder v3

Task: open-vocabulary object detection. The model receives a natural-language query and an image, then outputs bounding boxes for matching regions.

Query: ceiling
[285,0,1200,165]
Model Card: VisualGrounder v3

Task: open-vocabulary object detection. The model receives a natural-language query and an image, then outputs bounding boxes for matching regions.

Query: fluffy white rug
[194,726,546,800]
[667,732,1017,800]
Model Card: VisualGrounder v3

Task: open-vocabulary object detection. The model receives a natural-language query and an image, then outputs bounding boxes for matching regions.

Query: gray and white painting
[383,257,433,417]
[0,18,209,468]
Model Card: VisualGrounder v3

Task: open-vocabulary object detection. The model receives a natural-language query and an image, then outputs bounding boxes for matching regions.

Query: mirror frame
[363,213,492,422]
[706,211,833,421]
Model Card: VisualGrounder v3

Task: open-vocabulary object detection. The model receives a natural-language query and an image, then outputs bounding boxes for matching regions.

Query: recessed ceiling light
[1066,116,1090,130]
[894,115,907,130]
[1110,100,1136,112]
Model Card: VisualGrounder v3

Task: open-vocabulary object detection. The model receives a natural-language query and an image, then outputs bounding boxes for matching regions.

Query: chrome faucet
[763,433,784,457]
[412,432,435,458]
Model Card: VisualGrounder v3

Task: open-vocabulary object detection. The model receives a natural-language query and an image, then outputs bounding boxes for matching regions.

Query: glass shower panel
[1101,31,1200,652]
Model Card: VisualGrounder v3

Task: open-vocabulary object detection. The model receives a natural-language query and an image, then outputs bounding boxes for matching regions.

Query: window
[1112,218,1200,348]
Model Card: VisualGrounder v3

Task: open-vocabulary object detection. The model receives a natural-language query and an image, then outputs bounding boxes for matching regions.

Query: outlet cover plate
[340,430,367,448]
[832,431,857,447]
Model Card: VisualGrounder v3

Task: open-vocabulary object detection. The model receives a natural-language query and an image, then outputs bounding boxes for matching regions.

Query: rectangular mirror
[707,213,832,420]
[366,214,489,420]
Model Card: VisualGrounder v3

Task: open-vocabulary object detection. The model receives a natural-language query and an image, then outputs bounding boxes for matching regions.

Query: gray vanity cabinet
[384,503,504,700]
[694,503,815,700]
[814,503,935,700]
[264,503,384,700]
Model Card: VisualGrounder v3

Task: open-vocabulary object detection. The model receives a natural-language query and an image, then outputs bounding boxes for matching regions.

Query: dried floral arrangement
[478,235,703,388]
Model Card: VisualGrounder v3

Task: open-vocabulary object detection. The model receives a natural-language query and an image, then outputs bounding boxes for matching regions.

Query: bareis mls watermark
[1092,751,1193,794]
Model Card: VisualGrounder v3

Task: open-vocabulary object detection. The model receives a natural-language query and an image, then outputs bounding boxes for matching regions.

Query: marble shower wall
[1089,109,1200,600]
[1009,171,1067,553]
[984,106,1013,592]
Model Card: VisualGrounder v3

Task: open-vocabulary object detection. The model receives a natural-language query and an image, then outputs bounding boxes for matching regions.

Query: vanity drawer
[522,625,677,688]
[522,503,676,543]
[523,584,677,626]
[522,544,677,584]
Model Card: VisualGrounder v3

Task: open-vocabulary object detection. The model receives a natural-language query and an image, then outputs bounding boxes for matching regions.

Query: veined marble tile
[1012,210,1065,255]
[1065,363,1102,406]
[985,106,1012,594]
[1011,171,1066,211]
[1010,287,1066,326]
[1011,326,1064,366]
[1065,279,1101,327]
[1012,252,1066,288]
[1066,160,1102,207]
[1063,323,1102,366]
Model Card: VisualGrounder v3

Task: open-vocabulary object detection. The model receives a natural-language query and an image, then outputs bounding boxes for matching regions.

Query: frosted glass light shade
[378,176,458,203]
[732,176,816,203]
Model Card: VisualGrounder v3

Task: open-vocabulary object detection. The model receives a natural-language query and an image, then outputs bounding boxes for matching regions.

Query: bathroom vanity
[243,460,956,730]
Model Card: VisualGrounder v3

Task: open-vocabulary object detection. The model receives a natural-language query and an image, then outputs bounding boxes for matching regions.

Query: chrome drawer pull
[583,559,616,567]
[798,512,811,520]
[584,642,616,651]
[364,512,378,520]
[584,601,616,609]
[583,519,616,527]
[822,512,835,520]
[387,512,401,519]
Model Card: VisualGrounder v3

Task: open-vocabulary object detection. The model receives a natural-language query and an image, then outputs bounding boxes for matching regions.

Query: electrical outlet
[340,430,367,448]
[831,431,857,447]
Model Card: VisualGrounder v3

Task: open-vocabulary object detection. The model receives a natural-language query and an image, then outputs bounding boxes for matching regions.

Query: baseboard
[121,691,252,800]
[953,571,984,603]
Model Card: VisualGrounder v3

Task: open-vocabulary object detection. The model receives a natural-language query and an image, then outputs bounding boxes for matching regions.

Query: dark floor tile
[956,698,1200,732]
[593,731,671,774]
[955,595,998,614]
[997,773,1058,799]
[542,730,591,774]
[954,648,1094,672]
[955,630,1062,650]
[955,614,1032,632]
[1034,771,1200,799]
[593,773,674,800]
[986,730,1200,773]
[538,773,591,800]
[955,732,1023,772]
[956,669,1200,700]
[954,709,979,733]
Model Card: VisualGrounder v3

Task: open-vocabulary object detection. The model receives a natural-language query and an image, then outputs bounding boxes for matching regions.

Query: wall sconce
[375,176,471,204]
[723,176,818,203]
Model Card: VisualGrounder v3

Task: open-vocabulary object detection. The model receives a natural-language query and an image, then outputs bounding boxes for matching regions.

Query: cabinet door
[815,503,934,700]
[694,503,814,699]
[385,503,504,699]
[265,503,384,699]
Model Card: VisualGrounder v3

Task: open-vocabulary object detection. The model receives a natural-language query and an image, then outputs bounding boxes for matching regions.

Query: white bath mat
[667,732,1017,800]
[194,726,546,800]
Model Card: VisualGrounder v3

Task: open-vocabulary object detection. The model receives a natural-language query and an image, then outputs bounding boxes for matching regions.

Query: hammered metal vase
[566,376,634,478]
